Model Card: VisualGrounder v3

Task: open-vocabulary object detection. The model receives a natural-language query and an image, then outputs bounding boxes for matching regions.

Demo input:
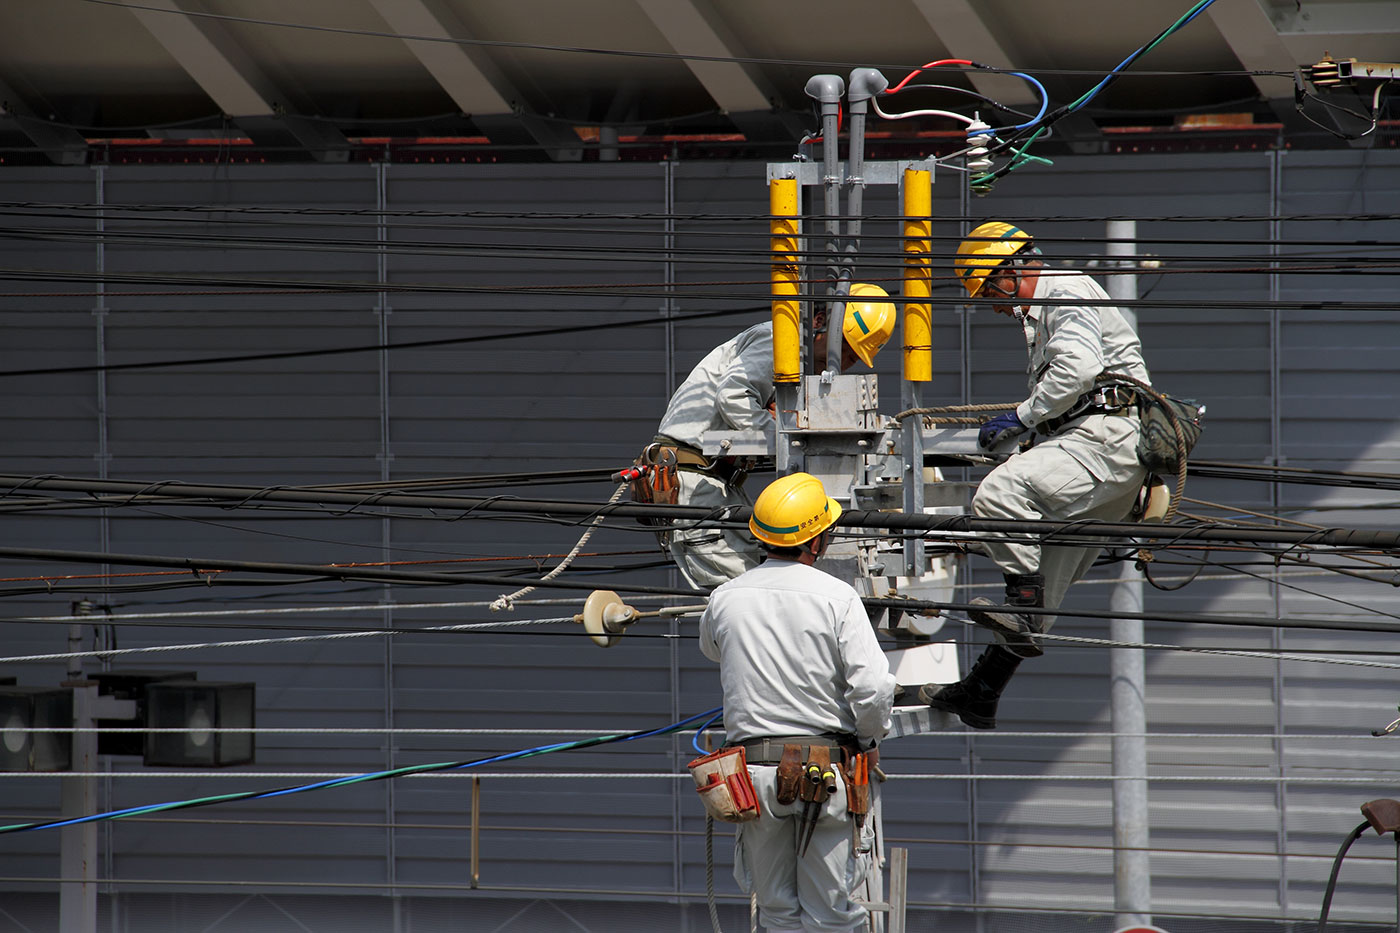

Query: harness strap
[1036,384,1138,435]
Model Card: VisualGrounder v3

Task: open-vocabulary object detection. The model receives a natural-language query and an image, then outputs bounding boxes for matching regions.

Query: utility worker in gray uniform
[700,472,895,933]
[922,222,1151,729]
[651,288,895,589]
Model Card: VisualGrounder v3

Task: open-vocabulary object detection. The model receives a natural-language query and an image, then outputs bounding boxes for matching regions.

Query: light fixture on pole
[143,681,255,767]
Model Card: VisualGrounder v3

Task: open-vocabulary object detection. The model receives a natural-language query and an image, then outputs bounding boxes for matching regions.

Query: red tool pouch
[687,746,761,823]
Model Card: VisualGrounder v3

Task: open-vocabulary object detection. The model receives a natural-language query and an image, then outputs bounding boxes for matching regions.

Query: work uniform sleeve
[697,605,721,663]
[1016,297,1105,427]
[835,594,895,746]
[714,330,776,434]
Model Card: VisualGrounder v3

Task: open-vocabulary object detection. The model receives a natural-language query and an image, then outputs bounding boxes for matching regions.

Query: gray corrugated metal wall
[0,152,1397,932]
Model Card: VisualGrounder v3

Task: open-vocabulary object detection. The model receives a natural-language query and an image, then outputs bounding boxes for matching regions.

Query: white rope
[490,482,627,612]
[11,726,1388,742]
[1025,625,1400,670]
[0,616,572,665]
[1,771,1396,785]
[1,593,694,626]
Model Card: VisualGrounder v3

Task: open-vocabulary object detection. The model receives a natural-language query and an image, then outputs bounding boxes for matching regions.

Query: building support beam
[367,0,582,160]
[912,0,1102,149]
[909,0,1042,107]
[1207,0,1320,139]
[0,78,88,165]
[635,0,804,142]
[127,0,348,161]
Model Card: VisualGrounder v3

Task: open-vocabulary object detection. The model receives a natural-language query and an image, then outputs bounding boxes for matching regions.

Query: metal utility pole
[60,601,134,933]
[1106,218,1151,929]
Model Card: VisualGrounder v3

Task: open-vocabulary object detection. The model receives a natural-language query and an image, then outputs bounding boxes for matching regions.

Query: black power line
[2,473,1398,551]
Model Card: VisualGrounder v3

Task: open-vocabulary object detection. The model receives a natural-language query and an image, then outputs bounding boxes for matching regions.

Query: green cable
[0,710,718,836]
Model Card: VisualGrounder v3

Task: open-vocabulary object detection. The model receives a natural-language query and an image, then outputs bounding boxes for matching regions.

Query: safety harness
[1035,383,1139,435]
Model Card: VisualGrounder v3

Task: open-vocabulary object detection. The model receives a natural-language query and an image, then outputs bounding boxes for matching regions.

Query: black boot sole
[918,683,997,730]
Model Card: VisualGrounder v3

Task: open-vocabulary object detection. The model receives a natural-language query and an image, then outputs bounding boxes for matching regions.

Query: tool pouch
[1135,394,1205,474]
[627,444,679,524]
[687,746,760,824]
[798,746,835,806]
[842,751,871,818]
[775,743,803,805]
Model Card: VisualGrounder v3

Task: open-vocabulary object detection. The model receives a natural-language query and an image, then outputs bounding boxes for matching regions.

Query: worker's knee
[972,467,1028,519]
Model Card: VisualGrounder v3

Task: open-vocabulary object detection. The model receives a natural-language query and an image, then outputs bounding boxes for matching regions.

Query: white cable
[1,771,1395,785]
[1,593,688,625]
[871,96,974,125]
[14,726,1387,741]
[0,616,571,665]
[490,482,627,611]
[1026,625,1400,670]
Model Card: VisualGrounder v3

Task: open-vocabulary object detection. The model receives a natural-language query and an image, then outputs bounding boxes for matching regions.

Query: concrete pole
[60,683,99,933]
[1106,218,1151,928]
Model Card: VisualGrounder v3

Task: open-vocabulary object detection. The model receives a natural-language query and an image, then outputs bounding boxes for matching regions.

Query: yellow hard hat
[748,472,842,548]
[843,283,896,366]
[954,222,1032,297]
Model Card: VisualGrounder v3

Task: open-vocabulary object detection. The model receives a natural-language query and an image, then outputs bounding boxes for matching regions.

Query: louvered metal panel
[0,152,1397,930]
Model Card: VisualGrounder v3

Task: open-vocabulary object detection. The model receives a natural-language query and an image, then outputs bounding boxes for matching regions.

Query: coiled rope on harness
[1095,371,1191,522]
[490,482,628,611]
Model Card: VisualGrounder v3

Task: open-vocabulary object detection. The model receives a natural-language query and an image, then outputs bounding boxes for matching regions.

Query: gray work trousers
[669,470,761,589]
[733,765,875,933]
[972,412,1147,629]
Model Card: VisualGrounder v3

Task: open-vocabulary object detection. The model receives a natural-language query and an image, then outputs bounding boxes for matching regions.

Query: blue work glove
[978,410,1028,449]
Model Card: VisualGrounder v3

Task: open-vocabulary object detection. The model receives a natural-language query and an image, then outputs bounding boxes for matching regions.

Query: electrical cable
[0,303,772,379]
[970,0,1221,190]
[490,483,628,611]
[0,705,722,837]
[1317,819,1372,932]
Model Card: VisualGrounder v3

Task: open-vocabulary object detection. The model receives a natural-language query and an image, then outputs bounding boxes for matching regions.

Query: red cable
[886,59,975,95]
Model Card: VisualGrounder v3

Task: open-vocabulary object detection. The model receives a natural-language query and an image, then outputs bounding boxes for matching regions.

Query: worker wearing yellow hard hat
[923,221,1163,731]
[698,471,894,933]
[747,470,842,550]
[645,287,895,590]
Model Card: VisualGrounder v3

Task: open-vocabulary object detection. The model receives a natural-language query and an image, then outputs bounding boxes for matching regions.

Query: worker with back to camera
[643,285,895,590]
[698,471,896,933]
[921,222,1151,730]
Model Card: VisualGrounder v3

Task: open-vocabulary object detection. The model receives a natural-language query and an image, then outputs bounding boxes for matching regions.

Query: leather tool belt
[740,734,849,766]
[1037,383,1138,436]
[687,745,761,823]
[651,435,755,488]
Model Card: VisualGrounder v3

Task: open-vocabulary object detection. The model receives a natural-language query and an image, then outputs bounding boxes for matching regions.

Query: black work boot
[917,645,1023,730]
[967,572,1046,658]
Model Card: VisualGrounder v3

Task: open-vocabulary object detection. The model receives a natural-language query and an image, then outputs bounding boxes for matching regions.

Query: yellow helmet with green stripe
[843,283,896,366]
[748,472,842,548]
[955,222,1032,297]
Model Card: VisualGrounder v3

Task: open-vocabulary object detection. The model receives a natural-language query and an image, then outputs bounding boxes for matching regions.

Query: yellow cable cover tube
[902,167,933,382]
[770,177,801,384]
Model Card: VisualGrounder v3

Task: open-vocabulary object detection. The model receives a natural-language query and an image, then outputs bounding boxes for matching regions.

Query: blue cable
[0,706,724,835]
[690,708,726,755]
[1068,0,1218,116]
[974,70,1052,136]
